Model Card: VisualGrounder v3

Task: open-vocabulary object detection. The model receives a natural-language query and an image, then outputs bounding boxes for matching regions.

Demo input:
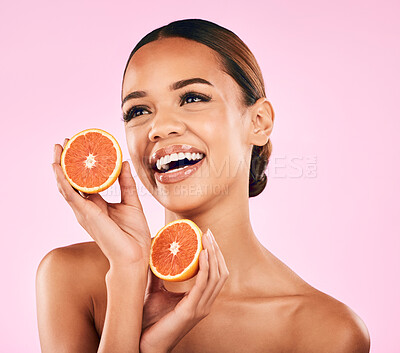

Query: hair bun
[249,173,267,197]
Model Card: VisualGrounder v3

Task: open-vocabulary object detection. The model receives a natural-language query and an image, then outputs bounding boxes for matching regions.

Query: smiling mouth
[152,153,205,174]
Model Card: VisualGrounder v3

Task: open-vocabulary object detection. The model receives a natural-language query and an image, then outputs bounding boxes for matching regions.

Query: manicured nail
[206,229,213,242]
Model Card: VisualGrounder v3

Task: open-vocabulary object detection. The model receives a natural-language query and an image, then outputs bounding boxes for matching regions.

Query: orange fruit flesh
[152,223,198,276]
[150,219,203,282]
[61,129,122,193]
[64,132,118,188]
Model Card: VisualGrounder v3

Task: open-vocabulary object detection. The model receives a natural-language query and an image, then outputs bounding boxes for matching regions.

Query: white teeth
[164,165,190,173]
[178,152,185,160]
[155,152,205,172]
[160,156,169,171]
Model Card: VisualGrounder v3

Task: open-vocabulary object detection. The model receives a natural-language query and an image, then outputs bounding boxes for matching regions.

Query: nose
[148,108,186,142]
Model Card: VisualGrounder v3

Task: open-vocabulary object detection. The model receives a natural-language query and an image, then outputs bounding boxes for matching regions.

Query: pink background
[1,0,398,352]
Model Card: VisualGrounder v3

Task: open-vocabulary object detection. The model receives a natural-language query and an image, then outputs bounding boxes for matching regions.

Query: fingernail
[206,229,214,242]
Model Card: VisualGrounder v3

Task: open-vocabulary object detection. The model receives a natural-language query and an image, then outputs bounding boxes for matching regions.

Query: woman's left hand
[139,228,229,353]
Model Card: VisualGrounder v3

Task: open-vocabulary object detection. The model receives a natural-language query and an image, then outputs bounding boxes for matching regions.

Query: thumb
[119,161,142,209]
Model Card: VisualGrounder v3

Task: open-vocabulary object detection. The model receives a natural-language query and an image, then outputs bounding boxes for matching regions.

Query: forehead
[122,37,240,98]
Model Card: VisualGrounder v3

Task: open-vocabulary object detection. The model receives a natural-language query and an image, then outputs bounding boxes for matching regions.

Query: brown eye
[123,106,150,122]
[180,91,212,106]
[185,95,202,103]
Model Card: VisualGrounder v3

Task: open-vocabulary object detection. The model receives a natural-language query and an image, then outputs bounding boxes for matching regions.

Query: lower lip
[154,158,205,184]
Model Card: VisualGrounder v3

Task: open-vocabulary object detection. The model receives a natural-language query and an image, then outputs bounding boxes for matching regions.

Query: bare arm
[36,248,100,353]
[36,247,148,353]
[99,265,147,353]
[38,141,153,352]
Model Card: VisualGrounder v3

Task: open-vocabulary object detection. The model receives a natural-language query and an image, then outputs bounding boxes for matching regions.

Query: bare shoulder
[37,241,109,274]
[293,290,371,353]
[36,242,109,352]
[36,241,109,300]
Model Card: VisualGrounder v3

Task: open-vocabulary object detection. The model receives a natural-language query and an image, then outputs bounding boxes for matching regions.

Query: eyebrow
[121,77,214,108]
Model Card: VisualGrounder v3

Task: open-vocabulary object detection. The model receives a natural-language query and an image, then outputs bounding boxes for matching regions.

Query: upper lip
[149,144,206,171]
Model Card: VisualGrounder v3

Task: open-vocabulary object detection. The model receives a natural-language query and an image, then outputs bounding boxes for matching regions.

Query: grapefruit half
[150,219,203,282]
[61,128,122,194]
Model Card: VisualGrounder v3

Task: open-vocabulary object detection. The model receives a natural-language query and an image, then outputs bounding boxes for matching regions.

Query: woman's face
[121,37,254,213]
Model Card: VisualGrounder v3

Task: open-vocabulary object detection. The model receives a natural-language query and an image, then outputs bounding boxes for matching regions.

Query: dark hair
[121,18,273,197]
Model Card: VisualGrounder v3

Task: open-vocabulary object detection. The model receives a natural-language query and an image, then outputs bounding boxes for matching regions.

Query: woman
[37,19,370,352]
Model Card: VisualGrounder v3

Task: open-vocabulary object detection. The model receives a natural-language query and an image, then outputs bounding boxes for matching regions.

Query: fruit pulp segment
[152,223,198,276]
[64,132,118,188]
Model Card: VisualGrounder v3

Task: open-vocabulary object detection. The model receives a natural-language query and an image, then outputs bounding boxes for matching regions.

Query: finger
[119,161,143,210]
[52,161,88,211]
[63,138,69,148]
[53,143,86,203]
[55,140,80,197]
[53,143,62,165]
[206,233,229,307]
[81,204,140,262]
[85,193,108,214]
[140,301,199,353]
[54,142,107,209]
[107,205,150,246]
[197,229,220,307]
[77,190,90,198]
[52,144,86,206]
[185,248,209,304]
[61,138,87,198]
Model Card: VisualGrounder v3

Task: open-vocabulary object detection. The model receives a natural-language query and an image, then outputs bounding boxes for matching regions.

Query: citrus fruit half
[61,128,123,194]
[150,219,203,282]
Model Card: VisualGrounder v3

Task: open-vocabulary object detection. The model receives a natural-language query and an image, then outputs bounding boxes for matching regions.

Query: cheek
[199,105,235,136]
[202,111,247,176]
[203,108,244,151]
[125,129,145,165]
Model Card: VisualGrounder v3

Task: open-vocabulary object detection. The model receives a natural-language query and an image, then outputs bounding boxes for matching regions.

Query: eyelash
[122,91,212,122]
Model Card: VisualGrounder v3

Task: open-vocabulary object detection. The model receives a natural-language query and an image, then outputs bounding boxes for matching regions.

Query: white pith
[169,241,180,256]
[85,153,96,168]
[156,152,204,172]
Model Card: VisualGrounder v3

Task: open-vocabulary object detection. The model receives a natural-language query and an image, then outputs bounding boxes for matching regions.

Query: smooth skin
[37,37,370,352]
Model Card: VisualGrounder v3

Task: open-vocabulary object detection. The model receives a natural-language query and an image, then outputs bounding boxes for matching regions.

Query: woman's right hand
[52,139,152,270]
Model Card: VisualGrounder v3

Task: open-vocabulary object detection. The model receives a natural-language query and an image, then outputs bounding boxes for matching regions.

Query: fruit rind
[60,128,123,194]
[150,219,203,282]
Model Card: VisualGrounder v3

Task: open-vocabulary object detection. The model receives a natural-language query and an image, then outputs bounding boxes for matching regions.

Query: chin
[155,182,223,216]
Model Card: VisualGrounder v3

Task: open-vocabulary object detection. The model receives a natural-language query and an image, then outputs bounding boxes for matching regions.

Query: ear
[247,98,275,147]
